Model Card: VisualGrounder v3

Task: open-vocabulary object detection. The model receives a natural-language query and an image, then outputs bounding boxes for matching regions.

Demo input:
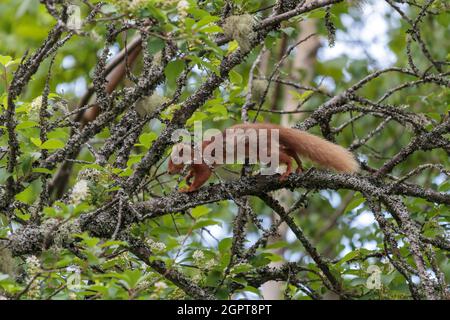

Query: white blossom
[146,239,166,253]
[366,265,382,290]
[154,281,168,290]
[66,265,81,274]
[30,96,43,111]
[29,96,43,119]
[25,255,41,299]
[130,0,148,11]
[177,0,189,18]
[68,292,77,300]
[192,250,204,262]
[26,255,40,274]
[71,179,90,204]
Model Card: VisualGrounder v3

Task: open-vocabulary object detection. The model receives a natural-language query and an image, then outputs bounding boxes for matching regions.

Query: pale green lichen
[222,14,256,52]
[0,248,16,277]
[251,79,269,102]
[53,220,82,248]
[135,93,166,117]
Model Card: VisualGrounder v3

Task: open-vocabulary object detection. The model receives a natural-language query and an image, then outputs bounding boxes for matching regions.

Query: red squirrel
[168,123,359,192]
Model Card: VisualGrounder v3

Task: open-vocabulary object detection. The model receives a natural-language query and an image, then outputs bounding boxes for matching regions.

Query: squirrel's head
[167,143,192,174]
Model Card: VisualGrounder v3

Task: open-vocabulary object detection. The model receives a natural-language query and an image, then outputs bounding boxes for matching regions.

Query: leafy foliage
[0,0,448,300]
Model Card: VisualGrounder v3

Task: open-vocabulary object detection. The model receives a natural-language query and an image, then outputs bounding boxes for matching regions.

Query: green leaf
[30,137,42,147]
[193,219,221,229]
[338,250,359,266]
[205,270,222,287]
[187,7,210,19]
[266,241,289,250]
[266,252,283,262]
[165,59,184,88]
[0,55,12,66]
[20,155,33,175]
[218,237,232,253]
[345,195,365,212]
[229,70,243,85]
[231,276,247,286]
[191,205,211,218]
[138,132,157,148]
[47,129,68,139]
[242,286,261,296]
[32,167,54,174]
[349,277,367,287]
[147,38,165,55]
[16,120,39,130]
[40,139,64,150]
[227,40,239,54]
[15,184,34,204]
[381,273,396,286]
[206,104,228,117]
[118,167,132,177]
[5,59,19,70]
[118,269,144,290]
[186,111,208,126]
[250,253,272,267]
[16,211,31,221]
[200,25,223,34]
[289,90,313,102]
[146,6,166,22]
[194,16,220,30]
[438,180,450,192]
[337,249,370,266]
[307,9,327,19]
[232,263,252,274]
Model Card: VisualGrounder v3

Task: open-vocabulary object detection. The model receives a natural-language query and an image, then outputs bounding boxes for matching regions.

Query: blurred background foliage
[0,0,448,300]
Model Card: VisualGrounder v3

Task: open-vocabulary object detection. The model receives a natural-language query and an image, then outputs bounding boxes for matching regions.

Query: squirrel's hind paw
[279,172,291,182]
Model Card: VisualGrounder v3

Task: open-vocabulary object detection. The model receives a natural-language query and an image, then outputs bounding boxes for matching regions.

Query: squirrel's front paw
[179,186,198,193]
[279,172,290,182]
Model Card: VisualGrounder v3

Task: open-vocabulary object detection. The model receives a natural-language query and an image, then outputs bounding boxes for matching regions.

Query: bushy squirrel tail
[279,127,359,173]
[230,123,359,173]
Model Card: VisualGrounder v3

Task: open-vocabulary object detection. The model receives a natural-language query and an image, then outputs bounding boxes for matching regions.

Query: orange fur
[168,123,359,192]
[232,123,359,173]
